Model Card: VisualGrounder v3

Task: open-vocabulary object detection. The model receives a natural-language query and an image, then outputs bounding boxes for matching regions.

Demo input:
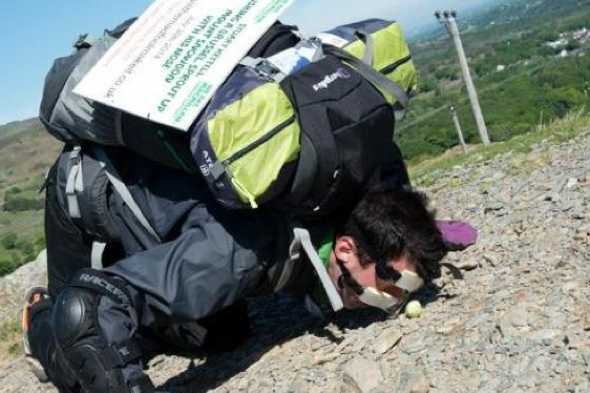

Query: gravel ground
[1,130,589,393]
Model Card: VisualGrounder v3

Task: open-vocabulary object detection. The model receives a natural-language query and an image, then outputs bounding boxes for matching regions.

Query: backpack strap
[242,38,325,83]
[64,145,161,269]
[272,235,299,292]
[324,46,409,109]
[291,227,343,312]
[353,30,375,66]
[72,33,98,50]
[240,56,287,83]
[90,241,107,270]
[92,146,161,245]
[65,146,83,219]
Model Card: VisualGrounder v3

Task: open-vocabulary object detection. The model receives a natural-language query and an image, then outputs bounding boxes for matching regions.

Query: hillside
[0,119,40,138]
[0,120,63,275]
[1,0,589,278]
[0,1,589,389]
[0,113,589,392]
[400,0,590,161]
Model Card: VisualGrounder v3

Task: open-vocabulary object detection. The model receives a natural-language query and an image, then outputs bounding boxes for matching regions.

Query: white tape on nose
[358,287,399,311]
[396,271,424,293]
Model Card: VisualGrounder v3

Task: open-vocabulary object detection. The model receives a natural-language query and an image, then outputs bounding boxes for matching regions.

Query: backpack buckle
[241,57,286,83]
[73,34,92,50]
[257,59,282,78]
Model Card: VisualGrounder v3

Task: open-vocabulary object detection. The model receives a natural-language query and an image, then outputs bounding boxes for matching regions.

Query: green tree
[1,234,17,250]
[16,239,35,262]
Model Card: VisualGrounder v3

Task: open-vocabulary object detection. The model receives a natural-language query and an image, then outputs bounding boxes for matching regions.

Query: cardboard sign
[73,0,295,131]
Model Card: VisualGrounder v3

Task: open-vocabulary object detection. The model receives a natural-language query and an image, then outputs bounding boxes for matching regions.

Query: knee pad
[52,269,155,393]
[53,286,98,348]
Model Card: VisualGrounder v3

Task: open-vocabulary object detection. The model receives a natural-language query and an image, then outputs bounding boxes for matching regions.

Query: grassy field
[0,120,63,275]
[0,320,20,361]
[408,108,590,186]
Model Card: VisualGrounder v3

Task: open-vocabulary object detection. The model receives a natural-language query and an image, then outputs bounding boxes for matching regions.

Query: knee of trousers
[52,273,155,393]
[53,286,99,349]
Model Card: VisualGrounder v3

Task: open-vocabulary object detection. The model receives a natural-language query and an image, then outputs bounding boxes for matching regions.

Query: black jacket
[50,144,330,326]
[49,140,409,324]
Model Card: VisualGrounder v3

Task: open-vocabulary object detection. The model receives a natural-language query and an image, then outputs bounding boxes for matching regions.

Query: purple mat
[436,220,478,251]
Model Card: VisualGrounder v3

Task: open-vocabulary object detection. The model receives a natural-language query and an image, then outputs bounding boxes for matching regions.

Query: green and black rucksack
[39,19,301,172]
[191,19,417,216]
[40,18,417,217]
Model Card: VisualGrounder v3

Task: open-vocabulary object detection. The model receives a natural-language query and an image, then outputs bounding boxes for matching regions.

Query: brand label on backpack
[199,150,214,176]
[73,0,296,131]
[312,68,351,91]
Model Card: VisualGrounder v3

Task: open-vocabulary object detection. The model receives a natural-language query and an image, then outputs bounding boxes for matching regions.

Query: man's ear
[334,236,357,264]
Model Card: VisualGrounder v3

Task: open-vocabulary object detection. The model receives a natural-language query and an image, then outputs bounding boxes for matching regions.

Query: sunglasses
[336,259,424,314]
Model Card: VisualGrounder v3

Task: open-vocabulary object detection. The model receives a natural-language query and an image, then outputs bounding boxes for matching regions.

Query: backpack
[39,19,302,172]
[319,19,417,109]
[51,142,347,312]
[190,19,417,216]
[40,18,416,217]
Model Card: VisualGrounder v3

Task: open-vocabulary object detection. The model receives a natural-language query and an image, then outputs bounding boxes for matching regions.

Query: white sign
[73,0,295,131]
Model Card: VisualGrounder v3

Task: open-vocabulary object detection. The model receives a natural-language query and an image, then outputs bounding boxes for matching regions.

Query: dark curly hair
[335,188,447,281]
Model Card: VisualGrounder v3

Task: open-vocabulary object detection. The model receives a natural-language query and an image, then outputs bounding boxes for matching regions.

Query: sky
[0,0,495,126]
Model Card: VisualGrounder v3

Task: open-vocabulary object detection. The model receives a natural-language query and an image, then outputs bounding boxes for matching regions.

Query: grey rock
[532,329,562,346]
[342,358,383,393]
[372,329,403,355]
[6,125,590,393]
[502,305,529,328]
[391,370,429,393]
[496,379,513,391]
[400,340,425,355]
[456,258,480,271]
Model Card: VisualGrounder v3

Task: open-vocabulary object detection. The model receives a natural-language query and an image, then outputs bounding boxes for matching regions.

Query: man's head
[327,188,447,311]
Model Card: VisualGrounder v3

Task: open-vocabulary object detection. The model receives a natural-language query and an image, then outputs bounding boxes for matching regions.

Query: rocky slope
[1,130,589,393]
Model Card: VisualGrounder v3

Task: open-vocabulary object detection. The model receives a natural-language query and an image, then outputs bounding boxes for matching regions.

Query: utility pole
[435,10,491,146]
[450,105,468,154]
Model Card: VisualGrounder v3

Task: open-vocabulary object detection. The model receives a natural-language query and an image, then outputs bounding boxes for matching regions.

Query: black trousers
[44,163,94,298]
[31,163,251,392]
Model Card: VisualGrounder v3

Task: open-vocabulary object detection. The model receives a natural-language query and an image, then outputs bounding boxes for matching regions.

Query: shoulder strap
[72,33,98,50]
[240,56,287,83]
[91,241,107,269]
[324,46,409,109]
[64,145,160,269]
[91,146,161,245]
[353,30,375,66]
[291,227,343,312]
[65,146,83,219]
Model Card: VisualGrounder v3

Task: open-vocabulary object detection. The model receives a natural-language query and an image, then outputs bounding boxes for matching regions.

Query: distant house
[496,64,506,72]
[572,28,588,41]
[546,38,568,48]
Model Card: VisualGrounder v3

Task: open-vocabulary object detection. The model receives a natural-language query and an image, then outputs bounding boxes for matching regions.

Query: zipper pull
[231,176,258,209]
[211,161,258,208]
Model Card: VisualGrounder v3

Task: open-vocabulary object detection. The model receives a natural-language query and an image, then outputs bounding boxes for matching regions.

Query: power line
[399,50,564,132]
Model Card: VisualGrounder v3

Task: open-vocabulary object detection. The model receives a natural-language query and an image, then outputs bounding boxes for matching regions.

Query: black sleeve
[105,204,280,325]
